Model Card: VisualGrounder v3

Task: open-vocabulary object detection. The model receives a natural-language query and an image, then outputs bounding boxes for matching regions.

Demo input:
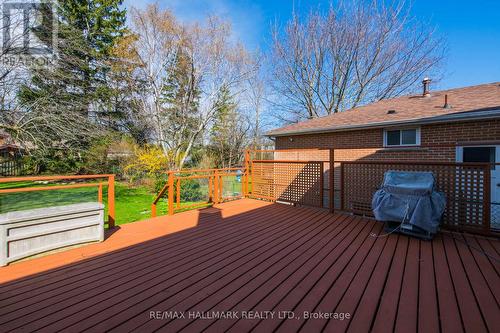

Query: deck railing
[152,149,497,236]
[151,167,247,217]
[0,174,116,227]
[337,160,492,235]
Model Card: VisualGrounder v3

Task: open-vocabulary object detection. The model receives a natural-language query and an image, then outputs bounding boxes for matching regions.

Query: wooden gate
[251,160,324,208]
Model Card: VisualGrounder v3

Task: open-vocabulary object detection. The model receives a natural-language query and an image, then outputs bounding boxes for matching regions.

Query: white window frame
[383,127,421,147]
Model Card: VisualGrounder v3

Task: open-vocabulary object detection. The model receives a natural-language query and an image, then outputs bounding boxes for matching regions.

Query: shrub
[179,179,204,202]
[125,146,168,176]
[154,175,204,202]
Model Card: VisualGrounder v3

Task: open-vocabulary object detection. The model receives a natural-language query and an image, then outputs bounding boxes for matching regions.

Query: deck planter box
[0,202,104,266]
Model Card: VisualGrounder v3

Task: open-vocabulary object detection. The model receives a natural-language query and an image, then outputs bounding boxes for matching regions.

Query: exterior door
[456,145,500,229]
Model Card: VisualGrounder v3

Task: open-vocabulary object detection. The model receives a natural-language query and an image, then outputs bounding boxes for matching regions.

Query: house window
[384,128,420,147]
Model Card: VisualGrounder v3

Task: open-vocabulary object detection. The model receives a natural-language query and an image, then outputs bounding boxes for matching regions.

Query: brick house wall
[274,119,500,162]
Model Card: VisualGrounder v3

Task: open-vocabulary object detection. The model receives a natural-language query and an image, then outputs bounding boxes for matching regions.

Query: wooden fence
[339,161,491,235]
[0,159,24,176]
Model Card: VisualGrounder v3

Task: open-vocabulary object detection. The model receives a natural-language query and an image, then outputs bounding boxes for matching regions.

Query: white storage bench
[0,202,104,266]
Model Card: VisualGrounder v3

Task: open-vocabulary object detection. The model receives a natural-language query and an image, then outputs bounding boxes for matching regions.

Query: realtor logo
[1,0,57,67]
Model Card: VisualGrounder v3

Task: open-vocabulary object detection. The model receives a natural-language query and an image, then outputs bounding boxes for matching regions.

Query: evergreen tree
[59,0,127,124]
[16,0,127,170]
[19,0,126,118]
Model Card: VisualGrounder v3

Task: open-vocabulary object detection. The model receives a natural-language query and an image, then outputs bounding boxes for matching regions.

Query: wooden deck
[0,198,499,333]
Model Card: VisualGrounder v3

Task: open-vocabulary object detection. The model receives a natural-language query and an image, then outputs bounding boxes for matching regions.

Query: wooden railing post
[176,179,181,209]
[340,162,345,211]
[320,162,324,209]
[97,182,103,203]
[214,170,219,204]
[208,175,213,203]
[219,171,224,202]
[151,203,157,218]
[168,171,175,215]
[108,175,115,228]
[329,149,335,213]
[244,150,250,197]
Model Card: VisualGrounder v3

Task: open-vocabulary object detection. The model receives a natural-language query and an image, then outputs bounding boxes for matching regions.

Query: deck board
[345,234,399,333]
[0,203,300,326]
[417,236,440,333]
[433,235,464,333]
[394,237,420,333]
[0,203,292,308]
[0,198,499,333]
[6,205,323,332]
[442,234,487,332]
[371,235,409,332]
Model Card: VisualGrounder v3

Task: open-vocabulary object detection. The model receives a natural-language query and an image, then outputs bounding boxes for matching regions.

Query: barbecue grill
[372,171,446,240]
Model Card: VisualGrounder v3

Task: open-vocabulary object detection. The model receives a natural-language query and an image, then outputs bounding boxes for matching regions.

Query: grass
[0,178,243,226]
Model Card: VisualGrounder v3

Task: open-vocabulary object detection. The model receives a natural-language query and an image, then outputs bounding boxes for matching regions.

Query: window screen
[401,129,417,145]
[385,128,419,146]
[386,130,400,146]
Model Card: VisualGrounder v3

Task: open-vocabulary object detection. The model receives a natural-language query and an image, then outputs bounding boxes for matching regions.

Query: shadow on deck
[0,198,499,332]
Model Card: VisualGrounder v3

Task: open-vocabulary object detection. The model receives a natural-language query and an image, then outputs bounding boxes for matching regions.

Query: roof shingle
[267,82,500,136]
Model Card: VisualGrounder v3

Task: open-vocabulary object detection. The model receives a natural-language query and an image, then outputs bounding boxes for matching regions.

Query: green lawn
[0,179,242,226]
[0,182,166,225]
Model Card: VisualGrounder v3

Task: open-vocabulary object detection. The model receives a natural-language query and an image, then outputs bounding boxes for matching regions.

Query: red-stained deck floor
[0,198,499,333]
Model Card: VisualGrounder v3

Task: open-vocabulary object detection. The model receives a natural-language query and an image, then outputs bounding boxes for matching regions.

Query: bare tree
[269,0,445,122]
[244,54,268,148]
[180,16,254,168]
[124,5,253,169]
[125,5,183,161]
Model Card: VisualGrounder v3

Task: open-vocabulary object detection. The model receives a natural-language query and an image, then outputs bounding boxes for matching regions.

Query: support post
[168,171,175,215]
[340,163,345,211]
[219,172,223,202]
[329,149,335,213]
[319,162,324,208]
[244,149,250,197]
[214,170,219,204]
[151,203,157,218]
[208,176,213,203]
[176,179,181,209]
[107,175,115,228]
[97,182,103,203]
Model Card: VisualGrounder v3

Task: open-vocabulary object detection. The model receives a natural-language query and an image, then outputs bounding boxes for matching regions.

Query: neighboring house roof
[0,144,24,152]
[267,82,500,136]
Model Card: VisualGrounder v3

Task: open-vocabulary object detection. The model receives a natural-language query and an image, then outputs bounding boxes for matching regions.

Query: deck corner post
[244,149,250,197]
[151,203,157,218]
[214,169,219,204]
[107,175,115,228]
[168,171,175,215]
[329,149,335,213]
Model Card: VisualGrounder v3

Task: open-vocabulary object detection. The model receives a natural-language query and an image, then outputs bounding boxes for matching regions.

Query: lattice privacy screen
[251,161,323,208]
[341,162,490,231]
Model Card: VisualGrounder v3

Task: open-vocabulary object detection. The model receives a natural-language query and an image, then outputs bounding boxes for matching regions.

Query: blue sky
[123,0,500,90]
